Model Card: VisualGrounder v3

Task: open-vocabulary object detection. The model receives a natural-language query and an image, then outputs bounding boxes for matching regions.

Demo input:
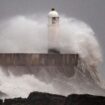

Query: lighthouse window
[52,17,56,24]
[53,17,56,20]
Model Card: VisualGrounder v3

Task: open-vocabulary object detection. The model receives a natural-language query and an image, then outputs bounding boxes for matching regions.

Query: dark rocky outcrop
[0,99,3,105]
[4,98,26,105]
[3,92,65,105]
[1,92,105,105]
[27,92,65,105]
[65,94,105,105]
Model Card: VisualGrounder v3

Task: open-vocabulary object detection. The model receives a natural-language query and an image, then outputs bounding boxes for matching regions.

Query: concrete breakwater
[0,54,78,66]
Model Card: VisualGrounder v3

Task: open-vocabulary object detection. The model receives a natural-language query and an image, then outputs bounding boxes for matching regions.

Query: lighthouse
[48,8,60,54]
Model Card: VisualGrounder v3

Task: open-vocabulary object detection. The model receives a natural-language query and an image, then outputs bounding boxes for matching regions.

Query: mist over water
[0,14,103,98]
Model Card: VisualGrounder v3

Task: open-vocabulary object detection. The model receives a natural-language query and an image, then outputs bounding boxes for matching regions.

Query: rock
[4,98,26,105]
[1,92,105,105]
[3,92,65,105]
[0,99,3,105]
[65,94,105,105]
[27,91,65,105]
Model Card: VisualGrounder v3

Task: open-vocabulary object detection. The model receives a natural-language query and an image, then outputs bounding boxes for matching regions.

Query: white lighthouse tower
[48,8,60,53]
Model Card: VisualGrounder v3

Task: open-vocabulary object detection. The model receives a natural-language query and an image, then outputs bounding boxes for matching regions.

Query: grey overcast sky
[0,0,105,80]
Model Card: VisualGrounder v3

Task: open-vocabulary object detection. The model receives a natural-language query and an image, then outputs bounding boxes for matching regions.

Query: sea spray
[0,14,103,98]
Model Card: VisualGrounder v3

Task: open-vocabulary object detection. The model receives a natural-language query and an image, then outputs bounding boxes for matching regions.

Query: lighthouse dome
[48,8,59,17]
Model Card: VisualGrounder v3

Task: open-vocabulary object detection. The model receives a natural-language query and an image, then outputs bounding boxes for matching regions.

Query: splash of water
[0,14,103,98]
[0,15,102,68]
[0,68,57,98]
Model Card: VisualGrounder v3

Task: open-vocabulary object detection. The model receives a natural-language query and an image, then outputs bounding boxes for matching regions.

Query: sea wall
[0,54,78,66]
